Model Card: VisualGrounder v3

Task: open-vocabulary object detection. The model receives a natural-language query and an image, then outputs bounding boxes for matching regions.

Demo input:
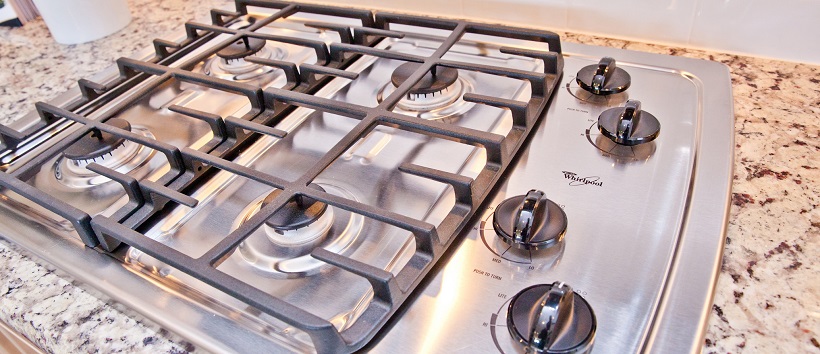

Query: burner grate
[0,1,564,353]
[0,1,386,250]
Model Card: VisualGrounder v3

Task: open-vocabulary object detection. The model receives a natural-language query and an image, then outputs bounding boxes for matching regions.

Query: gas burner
[233,183,364,279]
[391,62,459,97]
[54,120,155,188]
[261,184,333,248]
[204,37,287,84]
[378,62,476,120]
[63,118,132,163]
[217,37,266,62]
[397,79,464,112]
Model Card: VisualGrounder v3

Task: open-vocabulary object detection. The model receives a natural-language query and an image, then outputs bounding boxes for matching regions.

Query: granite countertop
[0,0,818,353]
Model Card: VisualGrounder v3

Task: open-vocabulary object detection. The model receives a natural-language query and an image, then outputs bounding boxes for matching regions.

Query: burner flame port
[261,184,333,248]
[205,36,286,83]
[63,118,132,163]
[379,62,475,119]
[55,118,155,189]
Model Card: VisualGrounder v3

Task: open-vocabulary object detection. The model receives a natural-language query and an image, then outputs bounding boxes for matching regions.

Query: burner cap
[391,62,459,95]
[262,184,328,231]
[63,118,131,161]
[217,37,266,61]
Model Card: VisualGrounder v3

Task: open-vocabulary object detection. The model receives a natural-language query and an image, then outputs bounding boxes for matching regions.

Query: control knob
[493,190,567,251]
[507,282,596,353]
[576,57,630,95]
[598,99,660,146]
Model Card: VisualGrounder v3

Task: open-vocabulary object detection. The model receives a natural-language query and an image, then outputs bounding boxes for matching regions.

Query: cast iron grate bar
[167,105,231,144]
[398,162,475,210]
[115,57,264,109]
[304,21,406,45]
[310,247,400,305]
[245,56,303,89]
[236,0,376,28]
[168,105,289,141]
[375,11,461,31]
[0,171,96,246]
[86,163,199,210]
[184,21,332,64]
[211,9,243,26]
[329,42,425,63]
[85,162,199,242]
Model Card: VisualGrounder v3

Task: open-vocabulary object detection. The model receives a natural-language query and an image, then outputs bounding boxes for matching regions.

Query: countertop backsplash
[0,0,818,353]
[303,0,820,65]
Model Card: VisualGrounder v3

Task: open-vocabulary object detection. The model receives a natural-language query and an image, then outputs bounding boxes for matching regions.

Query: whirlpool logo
[562,171,603,187]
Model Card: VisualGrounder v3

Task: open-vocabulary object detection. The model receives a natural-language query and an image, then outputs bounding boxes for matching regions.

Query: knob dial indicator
[479,213,564,268]
[493,190,567,251]
[576,57,631,96]
[507,282,596,353]
[598,100,660,146]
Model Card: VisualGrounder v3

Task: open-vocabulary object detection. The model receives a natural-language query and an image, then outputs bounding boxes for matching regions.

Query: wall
[296,0,820,65]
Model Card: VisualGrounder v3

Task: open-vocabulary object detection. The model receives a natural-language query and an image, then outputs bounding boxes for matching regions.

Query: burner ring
[204,45,286,84]
[63,118,131,162]
[54,125,156,189]
[262,184,328,231]
[217,37,266,61]
[396,79,464,112]
[378,75,476,120]
[390,62,459,95]
[233,183,365,279]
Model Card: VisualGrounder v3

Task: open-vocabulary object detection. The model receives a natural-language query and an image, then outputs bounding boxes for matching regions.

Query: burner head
[217,37,266,61]
[391,62,459,95]
[262,184,329,231]
[63,118,131,161]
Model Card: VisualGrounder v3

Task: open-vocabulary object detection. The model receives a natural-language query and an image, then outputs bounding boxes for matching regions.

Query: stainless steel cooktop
[0,2,733,353]
[370,43,734,353]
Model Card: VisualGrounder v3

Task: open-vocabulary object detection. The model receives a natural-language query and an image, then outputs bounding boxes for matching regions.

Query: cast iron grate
[0,1,385,249]
[0,1,564,352]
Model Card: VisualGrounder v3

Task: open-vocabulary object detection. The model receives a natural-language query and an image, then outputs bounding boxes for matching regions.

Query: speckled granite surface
[1,1,818,353]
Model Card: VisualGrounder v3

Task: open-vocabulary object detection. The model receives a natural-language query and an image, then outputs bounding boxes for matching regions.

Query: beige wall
[295,0,820,65]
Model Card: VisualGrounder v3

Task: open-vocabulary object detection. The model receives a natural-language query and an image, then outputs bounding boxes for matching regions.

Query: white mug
[33,0,131,45]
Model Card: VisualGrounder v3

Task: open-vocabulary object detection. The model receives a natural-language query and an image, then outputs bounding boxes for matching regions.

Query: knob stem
[591,57,616,94]
[576,56,631,96]
[494,191,567,251]
[513,190,547,244]
[527,281,575,353]
[616,100,642,141]
[598,99,660,146]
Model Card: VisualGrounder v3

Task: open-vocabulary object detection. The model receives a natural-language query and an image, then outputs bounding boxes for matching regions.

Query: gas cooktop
[0,1,733,353]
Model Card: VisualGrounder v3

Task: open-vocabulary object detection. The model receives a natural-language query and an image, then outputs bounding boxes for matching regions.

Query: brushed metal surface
[368,43,733,353]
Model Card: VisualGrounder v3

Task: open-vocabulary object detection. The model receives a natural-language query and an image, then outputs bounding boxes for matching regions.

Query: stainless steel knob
[507,282,596,354]
[598,100,660,146]
[493,190,567,251]
[576,57,631,95]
